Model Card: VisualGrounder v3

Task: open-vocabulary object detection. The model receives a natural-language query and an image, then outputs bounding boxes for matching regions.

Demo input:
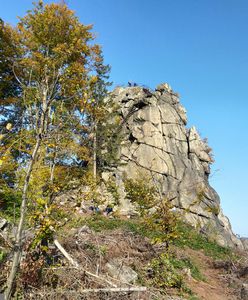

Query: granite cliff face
[105,83,243,249]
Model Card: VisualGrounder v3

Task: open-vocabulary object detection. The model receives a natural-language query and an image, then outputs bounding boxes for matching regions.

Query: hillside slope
[1,213,247,299]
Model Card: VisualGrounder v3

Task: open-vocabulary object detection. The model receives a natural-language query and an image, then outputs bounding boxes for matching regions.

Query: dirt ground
[183,248,246,300]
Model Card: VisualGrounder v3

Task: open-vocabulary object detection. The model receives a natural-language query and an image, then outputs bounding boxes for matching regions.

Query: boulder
[106,258,138,284]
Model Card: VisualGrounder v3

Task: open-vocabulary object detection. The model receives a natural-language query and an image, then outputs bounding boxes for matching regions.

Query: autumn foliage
[0,2,112,298]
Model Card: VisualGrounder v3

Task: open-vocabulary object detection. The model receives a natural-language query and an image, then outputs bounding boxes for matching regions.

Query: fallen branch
[31,287,147,297]
[53,238,117,287]
[53,239,78,268]
[76,287,147,293]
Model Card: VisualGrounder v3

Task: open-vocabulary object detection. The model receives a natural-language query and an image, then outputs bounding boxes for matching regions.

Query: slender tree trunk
[5,88,48,299]
[5,136,42,300]
[50,150,57,184]
[93,123,97,180]
[48,149,57,205]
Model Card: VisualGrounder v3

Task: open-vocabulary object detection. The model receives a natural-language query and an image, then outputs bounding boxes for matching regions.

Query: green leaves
[148,253,184,289]
[124,178,179,247]
[124,178,156,214]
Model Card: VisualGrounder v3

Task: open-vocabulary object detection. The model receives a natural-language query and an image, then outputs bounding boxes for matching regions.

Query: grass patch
[174,223,235,260]
[170,257,205,281]
[65,214,235,261]
[86,217,235,261]
[70,214,165,240]
[188,296,201,300]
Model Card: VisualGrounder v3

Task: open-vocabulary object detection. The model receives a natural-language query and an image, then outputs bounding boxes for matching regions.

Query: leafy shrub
[124,178,156,215]
[29,199,64,250]
[170,256,205,281]
[125,178,179,247]
[148,253,184,289]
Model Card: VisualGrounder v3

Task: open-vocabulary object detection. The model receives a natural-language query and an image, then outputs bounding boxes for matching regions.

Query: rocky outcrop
[104,83,243,249]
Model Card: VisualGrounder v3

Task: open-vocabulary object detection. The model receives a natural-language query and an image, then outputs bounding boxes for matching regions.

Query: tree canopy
[0,1,111,188]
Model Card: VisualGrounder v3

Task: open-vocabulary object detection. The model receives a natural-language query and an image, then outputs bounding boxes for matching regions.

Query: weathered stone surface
[188,127,213,163]
[106,258,138,283]
[106,83,243,249]
[241,238,248,250]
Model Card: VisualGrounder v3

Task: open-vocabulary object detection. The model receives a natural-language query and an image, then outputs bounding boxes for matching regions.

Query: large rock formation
[105,83,243,249]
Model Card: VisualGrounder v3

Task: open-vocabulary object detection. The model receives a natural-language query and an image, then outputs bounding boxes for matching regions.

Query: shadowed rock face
[106,83,243,249]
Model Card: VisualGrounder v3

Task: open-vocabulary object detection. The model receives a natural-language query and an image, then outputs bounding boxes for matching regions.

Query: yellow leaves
[36,198,47,207]
[47,143,55,148]
[0,149,12,167]
[6,123,12,130]
[0,155,7,162]
[91,44,101,56]
[89,75,98,85]
[52,185,60,193]
[83,92,88,99]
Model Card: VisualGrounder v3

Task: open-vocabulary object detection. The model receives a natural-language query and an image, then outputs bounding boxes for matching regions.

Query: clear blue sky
[2,0,248,236]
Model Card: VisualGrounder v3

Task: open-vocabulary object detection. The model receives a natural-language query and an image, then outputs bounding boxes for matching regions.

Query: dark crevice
[176,206,211,219]
[142,88,153,97]
[128,132,137,143]
[186,132,191,160]
[121,154,169,177]
[133,100,147,110]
